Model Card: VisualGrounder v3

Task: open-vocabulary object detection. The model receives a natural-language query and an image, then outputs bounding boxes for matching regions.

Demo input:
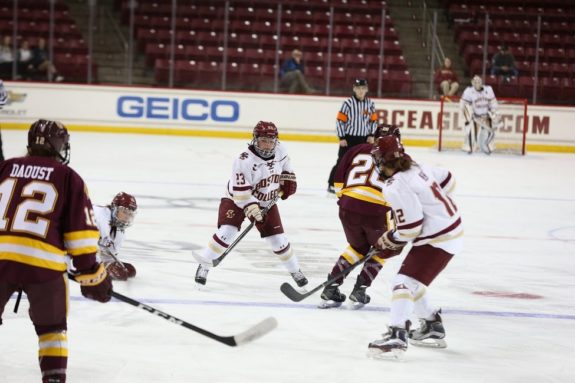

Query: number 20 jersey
[334,143,391,216]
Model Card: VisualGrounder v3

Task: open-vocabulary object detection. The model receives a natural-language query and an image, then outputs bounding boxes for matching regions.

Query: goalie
[459,75,502,154]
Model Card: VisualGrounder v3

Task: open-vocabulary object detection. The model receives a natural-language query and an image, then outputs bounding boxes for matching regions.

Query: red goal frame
[438,96,528,155]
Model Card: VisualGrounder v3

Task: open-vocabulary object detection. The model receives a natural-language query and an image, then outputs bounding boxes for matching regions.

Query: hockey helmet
[374,124,401,140]
[252,121,278,158]
[371,135,405,169]
[111,192,137,229]
[27,119,70,164]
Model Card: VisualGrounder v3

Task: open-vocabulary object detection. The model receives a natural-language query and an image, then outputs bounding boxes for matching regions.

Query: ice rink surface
[1,129,574,383]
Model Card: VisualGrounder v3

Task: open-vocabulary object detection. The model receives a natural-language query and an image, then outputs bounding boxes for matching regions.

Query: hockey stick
[102,249,130,273]
[68,273,277,346]
[110,291,278,346]
[472,115,495,133]
[280,248,379,302]
[209,193,282,267]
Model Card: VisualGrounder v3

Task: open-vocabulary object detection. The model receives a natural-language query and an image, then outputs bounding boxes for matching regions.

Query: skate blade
[367,347,406,361]
[409,338,447,348]
[317,300,343,309]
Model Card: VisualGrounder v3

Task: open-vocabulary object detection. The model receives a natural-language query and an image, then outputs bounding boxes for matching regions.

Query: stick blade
[232,316,278,347]
[280,282,309,302]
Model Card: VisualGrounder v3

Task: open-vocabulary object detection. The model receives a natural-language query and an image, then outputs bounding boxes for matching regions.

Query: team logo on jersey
[240,152,249,160]
[266,161,275,171]
[226,209,235,219]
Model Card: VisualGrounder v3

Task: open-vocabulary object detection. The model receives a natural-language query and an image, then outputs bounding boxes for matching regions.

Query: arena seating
[444,0,575,103]
[116,0,411,95]
[0,0,96,82]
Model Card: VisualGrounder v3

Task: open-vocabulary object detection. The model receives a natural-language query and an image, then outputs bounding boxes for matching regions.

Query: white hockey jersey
[226,141,293,210]
[93,205,126,262]
[460,85,498,118]
[382,163,463,255]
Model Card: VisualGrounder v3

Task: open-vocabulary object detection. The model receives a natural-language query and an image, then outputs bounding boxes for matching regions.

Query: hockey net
[438,96,528,155]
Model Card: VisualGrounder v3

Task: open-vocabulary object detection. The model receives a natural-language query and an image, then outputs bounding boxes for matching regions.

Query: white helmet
[471,75,483,91]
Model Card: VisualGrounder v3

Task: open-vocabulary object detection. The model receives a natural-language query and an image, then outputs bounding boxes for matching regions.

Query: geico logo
[117,96,239,122]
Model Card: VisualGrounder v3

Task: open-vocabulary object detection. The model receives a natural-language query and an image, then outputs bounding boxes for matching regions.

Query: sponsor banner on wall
[1,82,573,147]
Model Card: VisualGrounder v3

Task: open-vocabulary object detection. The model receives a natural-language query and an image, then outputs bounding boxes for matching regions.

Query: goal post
[438,96,528,155]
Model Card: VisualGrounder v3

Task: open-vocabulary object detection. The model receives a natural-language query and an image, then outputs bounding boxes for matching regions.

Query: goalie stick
[196,193,282,267]
[68,273,277,346]
[472,115,495,133]
[280,248,379,302]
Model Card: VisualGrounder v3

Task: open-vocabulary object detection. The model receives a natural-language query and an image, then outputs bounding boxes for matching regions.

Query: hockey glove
[376,230,406,252]
[279,171,297,200]
[244,203,264,223]
[76,263,113,303]
[106,261,137,281]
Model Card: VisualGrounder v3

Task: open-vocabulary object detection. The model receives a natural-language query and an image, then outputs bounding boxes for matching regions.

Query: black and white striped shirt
[336,95,377,138]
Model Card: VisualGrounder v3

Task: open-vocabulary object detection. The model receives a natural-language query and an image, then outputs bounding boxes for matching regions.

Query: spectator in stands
[18,40,33,79]
[434,57,459,97]
[490,44,518,81]
[279,49,315,94]
[30,38,63,82]
[0,36,15,78]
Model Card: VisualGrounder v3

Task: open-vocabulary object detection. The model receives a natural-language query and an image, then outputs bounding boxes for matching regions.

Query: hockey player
[460,75,500,154]
[94,192,138,281]
[0,119,113,383]
[367,135,463,360]
[319,124,403,309]
[194,121,308,288]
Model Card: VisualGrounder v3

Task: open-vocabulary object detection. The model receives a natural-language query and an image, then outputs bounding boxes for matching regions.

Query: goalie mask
[471,75,483,91]
[27,119,71,165]
[371,135,405,171]
[252,121,278,158]
[111,192,137,229]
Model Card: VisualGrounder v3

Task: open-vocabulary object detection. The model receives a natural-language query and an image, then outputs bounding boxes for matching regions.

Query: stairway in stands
[386,0,468,99]
[65,0,153,86]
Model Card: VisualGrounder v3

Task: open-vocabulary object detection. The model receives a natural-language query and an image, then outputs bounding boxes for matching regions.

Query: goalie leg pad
[478,125,495,154]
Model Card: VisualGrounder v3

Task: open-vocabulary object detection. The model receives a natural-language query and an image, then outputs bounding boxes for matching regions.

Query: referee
[327,78,378,193]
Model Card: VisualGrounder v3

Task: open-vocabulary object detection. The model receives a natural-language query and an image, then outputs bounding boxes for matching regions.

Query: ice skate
[367,322,410,361]
[195,264,210,286]
[349,282,370,310]
[409,310,447,348]
[318,280,346,309]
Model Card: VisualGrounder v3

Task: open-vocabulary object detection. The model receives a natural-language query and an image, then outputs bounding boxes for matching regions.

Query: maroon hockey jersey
[333,143,392,216]
[0,156,100,283]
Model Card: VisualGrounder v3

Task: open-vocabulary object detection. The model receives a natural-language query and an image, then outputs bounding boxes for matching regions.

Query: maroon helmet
[252,121,278,158]
[111,192,137,229]
[27,119,70,164]
[374,124,401,140]
[371,135,405,169]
